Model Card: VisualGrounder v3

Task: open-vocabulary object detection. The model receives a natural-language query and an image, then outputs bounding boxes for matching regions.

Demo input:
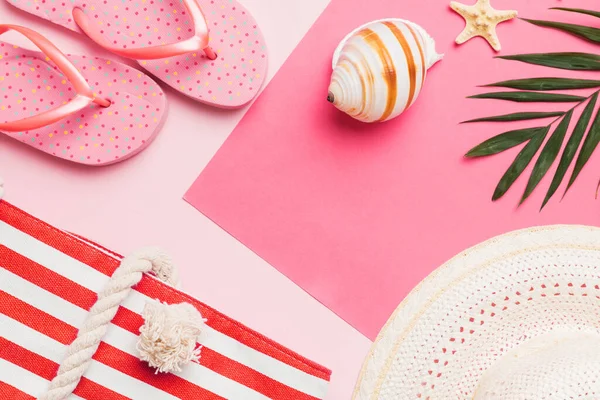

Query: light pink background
[187,0,600,340]
[0,1,375,399]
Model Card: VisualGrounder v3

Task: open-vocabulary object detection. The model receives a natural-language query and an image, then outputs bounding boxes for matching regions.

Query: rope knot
[137,301,206,373]
[39,248,204,399]
[133,248,179,286]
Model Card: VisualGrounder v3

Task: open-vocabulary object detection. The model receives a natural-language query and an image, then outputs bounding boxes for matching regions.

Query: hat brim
[353,225,600,399]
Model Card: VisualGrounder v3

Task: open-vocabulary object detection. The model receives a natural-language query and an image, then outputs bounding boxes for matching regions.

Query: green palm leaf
[482,77,600,91]
[492,127,550,201]
[464,6,600,208]
[521,111,573,204]
[497,53,600,71]
[566,107,600,192]
[468,91,585,102]
[462,112,564,123]
[542,93,598,209]
[522,18,600,44]
[550,7,600,19]
[465,127,546,157]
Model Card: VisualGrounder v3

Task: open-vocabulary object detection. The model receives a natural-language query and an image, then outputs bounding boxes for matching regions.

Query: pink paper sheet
[186,0,600,339]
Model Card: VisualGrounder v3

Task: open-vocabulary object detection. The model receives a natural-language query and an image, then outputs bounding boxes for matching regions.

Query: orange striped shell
[327,19,442,123]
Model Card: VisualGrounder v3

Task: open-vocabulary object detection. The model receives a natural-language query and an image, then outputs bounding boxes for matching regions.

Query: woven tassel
[137,301,206,373]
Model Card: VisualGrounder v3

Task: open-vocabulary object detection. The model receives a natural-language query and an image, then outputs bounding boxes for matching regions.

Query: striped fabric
[0,201,331,400]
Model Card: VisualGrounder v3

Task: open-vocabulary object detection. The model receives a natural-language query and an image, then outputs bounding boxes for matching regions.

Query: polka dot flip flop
[6,0,268,108]
[0,25,167,166]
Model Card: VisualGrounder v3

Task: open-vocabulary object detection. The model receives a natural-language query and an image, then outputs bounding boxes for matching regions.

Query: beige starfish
[450,0,517,51]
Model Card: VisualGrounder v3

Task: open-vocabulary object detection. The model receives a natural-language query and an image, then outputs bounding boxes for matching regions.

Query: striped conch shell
[327,19,443,123]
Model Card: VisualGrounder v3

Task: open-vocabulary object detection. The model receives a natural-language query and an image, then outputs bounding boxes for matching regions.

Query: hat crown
[354,226,600,400]
[474,331,600,399]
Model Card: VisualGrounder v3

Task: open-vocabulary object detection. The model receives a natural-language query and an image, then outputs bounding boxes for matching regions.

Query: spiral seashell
[327,19,443,123]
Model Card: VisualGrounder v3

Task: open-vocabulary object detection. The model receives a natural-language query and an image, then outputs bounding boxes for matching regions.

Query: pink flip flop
[6,0,268,108]
[0,25,167,166]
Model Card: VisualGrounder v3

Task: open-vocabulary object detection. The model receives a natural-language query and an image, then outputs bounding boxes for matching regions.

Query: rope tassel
[138,301,206,373]
[39,248,205,400]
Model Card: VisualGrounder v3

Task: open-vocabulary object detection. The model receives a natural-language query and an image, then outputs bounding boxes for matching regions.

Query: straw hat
[354,225,600,399]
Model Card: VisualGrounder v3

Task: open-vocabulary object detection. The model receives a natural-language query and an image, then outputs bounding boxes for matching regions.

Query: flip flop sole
[5,0,268,108]
[0,41,167,165]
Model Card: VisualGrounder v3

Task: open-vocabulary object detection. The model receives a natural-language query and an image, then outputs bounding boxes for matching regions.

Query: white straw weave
[353,225,600,400]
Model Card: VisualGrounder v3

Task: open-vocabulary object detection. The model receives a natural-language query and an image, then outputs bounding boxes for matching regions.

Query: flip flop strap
[72,0,216,60]
[0,25,110,133]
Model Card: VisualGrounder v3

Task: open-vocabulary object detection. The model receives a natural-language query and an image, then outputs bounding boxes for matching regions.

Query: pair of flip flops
[1,0,267,165]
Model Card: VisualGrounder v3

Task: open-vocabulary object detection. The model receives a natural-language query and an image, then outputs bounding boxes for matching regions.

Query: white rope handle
[0,180,204,399]
[39,249,203,400]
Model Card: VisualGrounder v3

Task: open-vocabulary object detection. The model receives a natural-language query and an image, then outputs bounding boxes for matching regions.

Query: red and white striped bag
[0,201,331,399]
